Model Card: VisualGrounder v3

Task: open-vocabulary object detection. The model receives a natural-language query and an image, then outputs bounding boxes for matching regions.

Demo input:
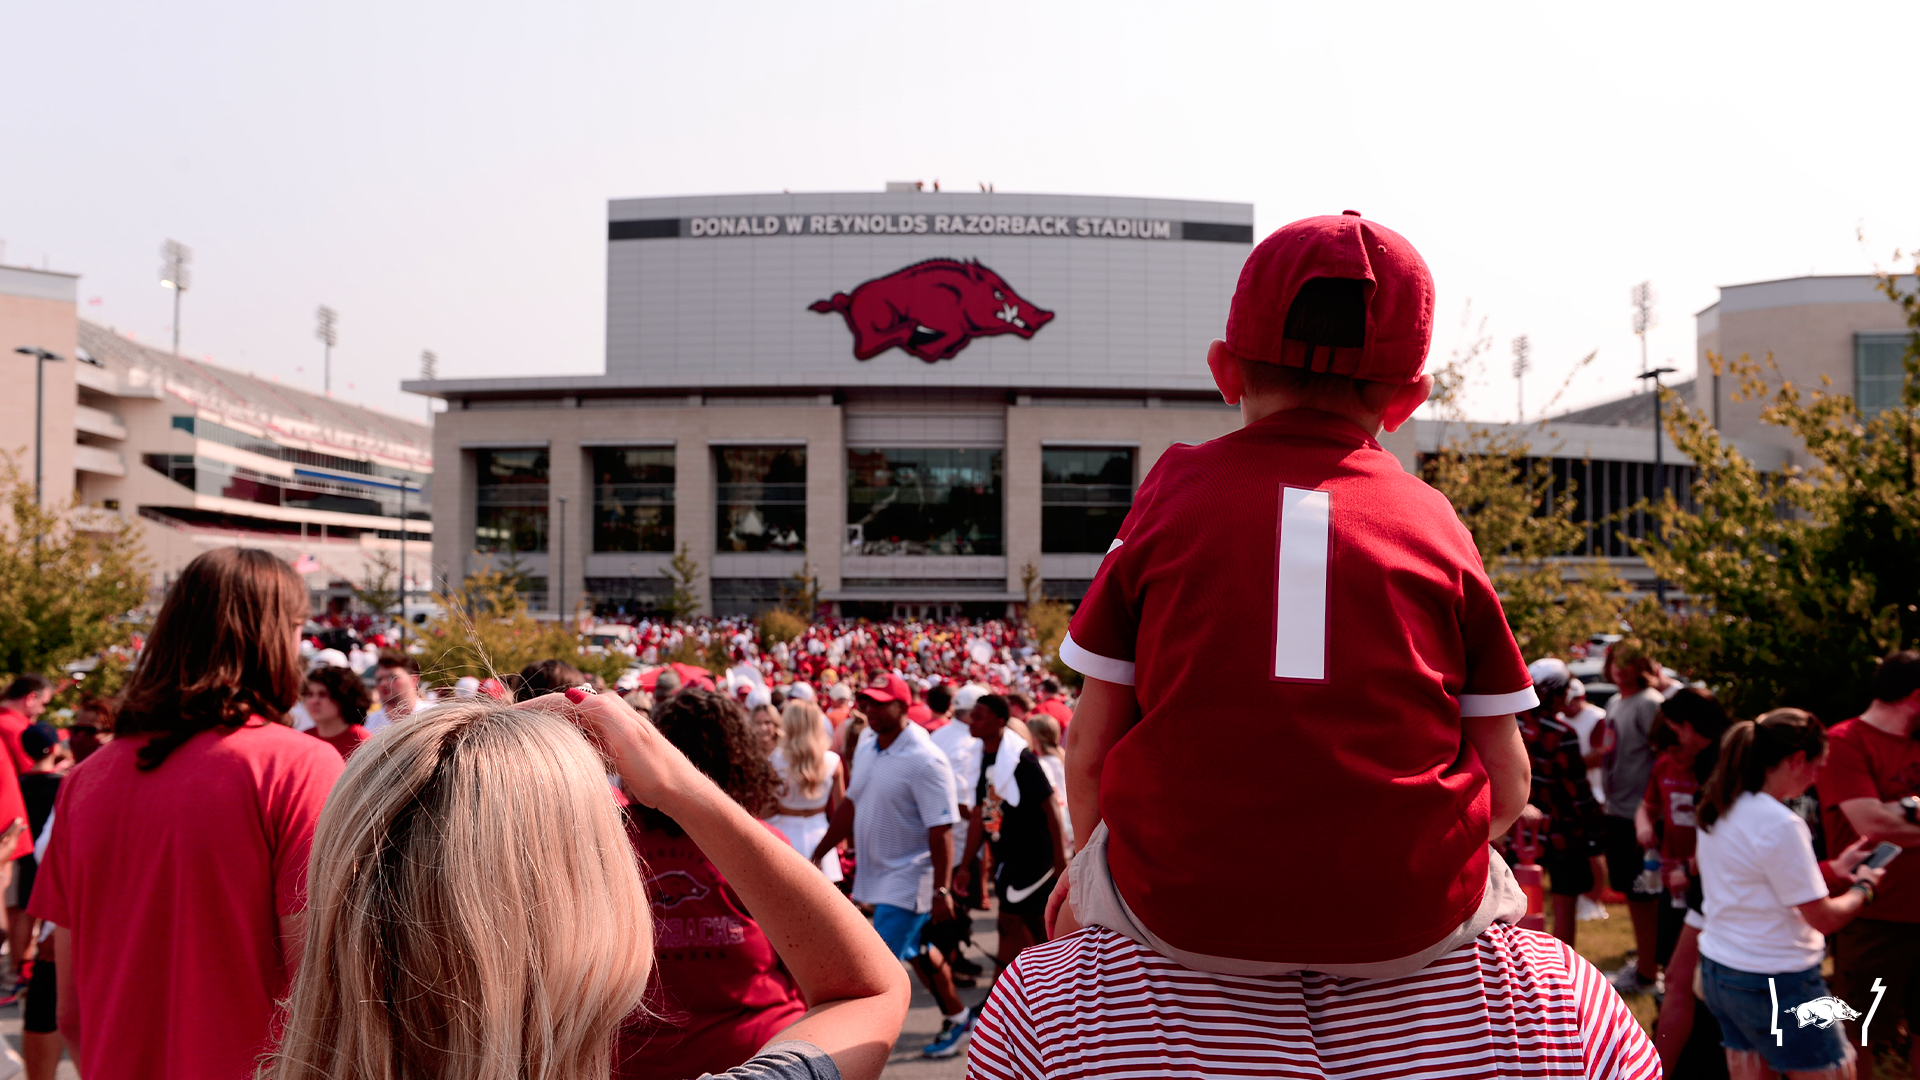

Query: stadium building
[408,188,1419,618]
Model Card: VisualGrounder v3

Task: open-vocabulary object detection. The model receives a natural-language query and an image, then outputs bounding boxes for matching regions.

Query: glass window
[846,448,1003,556]
[716,447,806,552]
[1042,448,1135,553]
[592,447,675,552]
[475,448,548,554]
[1857,333,1913,418]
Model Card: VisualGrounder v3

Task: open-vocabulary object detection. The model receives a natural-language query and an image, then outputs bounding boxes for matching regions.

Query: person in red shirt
[613,688,805,1079]
[1817,649,1920,1072]
[300,666,373,760]
[1030,678,1072,733]
[29,548,344,1080]
[0,674,50,971]
[1632,687,1729,1075]
[1057,212,1537,972]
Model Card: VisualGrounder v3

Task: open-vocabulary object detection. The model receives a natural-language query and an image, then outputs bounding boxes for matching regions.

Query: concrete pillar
[1003,404,1041,596]
[675,437,714,616]
[548,433,586,617]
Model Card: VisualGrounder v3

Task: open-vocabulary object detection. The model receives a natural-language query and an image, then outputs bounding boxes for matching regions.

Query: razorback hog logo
[1787,996,1862,1029]
[647,869,712,911]
[809,259,1054,363]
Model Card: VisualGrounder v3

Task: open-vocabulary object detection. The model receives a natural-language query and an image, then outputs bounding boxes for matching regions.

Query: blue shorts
[1699,956,1853,1073]
[871,903,932,962]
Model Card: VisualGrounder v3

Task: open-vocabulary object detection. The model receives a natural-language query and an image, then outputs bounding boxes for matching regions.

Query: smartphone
[1866,841,1902,871]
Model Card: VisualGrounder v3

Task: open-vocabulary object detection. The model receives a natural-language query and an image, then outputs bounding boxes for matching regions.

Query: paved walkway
[0,984,78,1079]
[880,911,1001,1079]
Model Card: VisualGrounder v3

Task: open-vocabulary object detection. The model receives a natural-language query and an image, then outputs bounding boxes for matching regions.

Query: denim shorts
[871,903,932,962]
[1699,956,1852,1073]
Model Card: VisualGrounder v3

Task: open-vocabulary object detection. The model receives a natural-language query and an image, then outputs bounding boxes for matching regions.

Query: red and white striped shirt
[966,925,1659,1079]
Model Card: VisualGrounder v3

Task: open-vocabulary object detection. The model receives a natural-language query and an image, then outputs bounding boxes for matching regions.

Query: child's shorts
[1698,956,1853,1074]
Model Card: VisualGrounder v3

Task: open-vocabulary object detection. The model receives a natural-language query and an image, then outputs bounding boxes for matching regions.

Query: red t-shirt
[0,707,34,860]
[1819,717,1920,923]
[1033,697,1073,731]
[614,820,806,1079]
[1061,409,1535,964]
[1646,749,1700,864]
[908,703,937,729]
[28,720,344,1080]
[0,706,36,776]
[309,724,371,759]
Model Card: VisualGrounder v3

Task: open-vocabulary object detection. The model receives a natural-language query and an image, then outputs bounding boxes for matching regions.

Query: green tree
[1629,261,1920,720]
[416,565,627,687]
[0,457,150,684]
[352,551,399,620]
[1421,336,1632,658]
[659,543,704,621]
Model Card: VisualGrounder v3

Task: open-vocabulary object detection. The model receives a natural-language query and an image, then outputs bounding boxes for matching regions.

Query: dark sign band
[610,216,1252,244]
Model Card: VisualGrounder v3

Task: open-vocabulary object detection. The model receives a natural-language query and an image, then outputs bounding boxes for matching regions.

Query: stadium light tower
[1637,364,1679,605]
[420,349,438,423]
[1511,335,1531,423]
[315,305,338,394]
[159,239,192,355]
[1630,281,1656,384]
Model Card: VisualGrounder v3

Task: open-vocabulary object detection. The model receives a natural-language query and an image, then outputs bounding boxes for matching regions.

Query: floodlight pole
[1637,365,1678,606]
[15,347,65,507]
[556,494,569,620]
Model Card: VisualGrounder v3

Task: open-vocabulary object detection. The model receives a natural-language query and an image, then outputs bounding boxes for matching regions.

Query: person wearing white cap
[454,676,483,699]
[1558,676,1613,922]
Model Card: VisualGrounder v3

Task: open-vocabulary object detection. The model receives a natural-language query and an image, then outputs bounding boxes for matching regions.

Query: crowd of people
[3,209,1916,1080]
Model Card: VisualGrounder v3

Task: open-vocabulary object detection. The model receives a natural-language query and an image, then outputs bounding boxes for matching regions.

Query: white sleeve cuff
[1059,632,1136,686]
[1459,686,1539,716]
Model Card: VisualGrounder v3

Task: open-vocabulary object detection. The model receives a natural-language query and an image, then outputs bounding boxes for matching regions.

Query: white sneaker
[1577,896,1610,921]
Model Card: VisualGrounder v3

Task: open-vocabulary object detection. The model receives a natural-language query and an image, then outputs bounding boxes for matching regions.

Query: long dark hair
[1697,708,1825,832]
[1660,686,1731,785]
[632,689,779,836]
[117,549,307,770]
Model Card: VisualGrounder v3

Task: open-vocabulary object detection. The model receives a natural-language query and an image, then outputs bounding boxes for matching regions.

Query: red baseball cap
[857,673,913,704]
[1224,210,1434,384]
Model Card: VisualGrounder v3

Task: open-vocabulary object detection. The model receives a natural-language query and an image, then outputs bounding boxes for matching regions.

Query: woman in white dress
[766,700,846,881]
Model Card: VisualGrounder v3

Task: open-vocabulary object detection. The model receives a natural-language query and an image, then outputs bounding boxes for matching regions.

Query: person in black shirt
[954,694,1068,967]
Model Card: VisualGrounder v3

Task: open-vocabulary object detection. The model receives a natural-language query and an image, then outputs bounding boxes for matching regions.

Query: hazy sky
[7,0,1918,425]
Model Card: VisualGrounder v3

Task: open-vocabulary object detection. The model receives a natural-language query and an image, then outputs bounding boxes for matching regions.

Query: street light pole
[1637,365,1679,606]
[555,494,569,621]
[14,347,65,506]
[398,477,408,646]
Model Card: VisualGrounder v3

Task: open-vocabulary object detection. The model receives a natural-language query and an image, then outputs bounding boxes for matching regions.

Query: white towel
[988,729,1030,808]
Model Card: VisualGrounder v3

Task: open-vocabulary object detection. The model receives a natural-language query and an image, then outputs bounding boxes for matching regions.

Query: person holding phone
[1817,649,1920,1072]
[1695,709,1885,1079]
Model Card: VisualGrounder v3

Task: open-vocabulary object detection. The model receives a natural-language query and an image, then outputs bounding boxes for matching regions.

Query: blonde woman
[261,691,908,1080]
[768,701,847,881]
[1024,714,1073,851]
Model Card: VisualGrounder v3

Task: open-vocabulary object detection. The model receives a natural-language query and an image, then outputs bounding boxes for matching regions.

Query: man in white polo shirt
[811,672,972,1057]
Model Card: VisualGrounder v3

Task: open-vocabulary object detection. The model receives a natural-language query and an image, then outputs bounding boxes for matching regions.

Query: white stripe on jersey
[1273,486,1331,682]
[966,923,1660,1080]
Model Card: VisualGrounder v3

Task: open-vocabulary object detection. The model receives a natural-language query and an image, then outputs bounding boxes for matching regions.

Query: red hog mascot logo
[809,259,1054,363]
[646,869,713,911]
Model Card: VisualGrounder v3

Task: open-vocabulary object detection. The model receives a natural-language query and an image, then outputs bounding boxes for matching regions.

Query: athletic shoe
[923,1012,977,1059]
[1576,896,1610,921]
[1609,967,1657,996]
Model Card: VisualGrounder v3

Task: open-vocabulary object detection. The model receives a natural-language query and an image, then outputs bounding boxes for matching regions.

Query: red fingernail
[564,687,590,704]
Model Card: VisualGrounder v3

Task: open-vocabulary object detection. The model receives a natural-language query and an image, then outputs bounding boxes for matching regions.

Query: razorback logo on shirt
[647,869,713,910]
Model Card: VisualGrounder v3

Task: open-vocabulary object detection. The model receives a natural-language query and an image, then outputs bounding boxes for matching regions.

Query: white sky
[6,0,1918,425]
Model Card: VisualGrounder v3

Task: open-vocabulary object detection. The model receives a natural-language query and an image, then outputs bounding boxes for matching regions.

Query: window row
[145,454,429,522]
[472,446,1135,556]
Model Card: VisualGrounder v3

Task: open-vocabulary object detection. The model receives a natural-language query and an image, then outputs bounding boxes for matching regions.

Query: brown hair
[305,666,373,726]
[1604,637,1660,693]
[1696,708,1826,832]
[117,549,307,771]
[510,659,587,702]
[633,689,779,836]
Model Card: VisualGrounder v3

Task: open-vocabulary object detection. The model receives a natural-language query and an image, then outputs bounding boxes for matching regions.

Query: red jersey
[28,719,343,1080]
[1819,717,1920,923]
[309,723,371,759]
[0,707,34,860]
[1033,697,1073,731]
[615,820,806,1078]
[1062,410,1535,963]
[1646,749,1700,864]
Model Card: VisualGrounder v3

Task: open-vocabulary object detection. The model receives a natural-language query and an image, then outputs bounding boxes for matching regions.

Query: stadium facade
[407,189,1418,618]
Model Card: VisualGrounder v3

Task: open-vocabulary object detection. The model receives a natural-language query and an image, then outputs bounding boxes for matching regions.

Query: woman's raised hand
[520,688,694,809]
